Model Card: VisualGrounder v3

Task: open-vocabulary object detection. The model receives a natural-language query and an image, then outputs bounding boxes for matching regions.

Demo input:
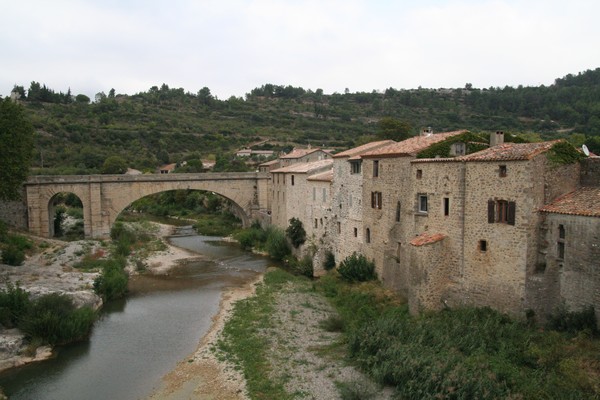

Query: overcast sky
[1,0,599,100]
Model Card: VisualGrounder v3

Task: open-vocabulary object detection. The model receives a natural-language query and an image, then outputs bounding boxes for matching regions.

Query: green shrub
[19,293,96,345]
[265,227,290,261]
[285,217,306,248]
[233,226,267,250]
[0,281,30,327]
[547,304,598,334]
[5,234,33,251]
[323,250,336,271]
[2,245,25,266]
[93,257,128,301]
[337,253,377,282]
[286,255,313,278]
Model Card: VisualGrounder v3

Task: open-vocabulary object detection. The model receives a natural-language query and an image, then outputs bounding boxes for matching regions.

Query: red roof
[271,159,333,174]
[410,232,447,246]
[280,148,324,159]
[361,130,467,158]
[308,170,333,182]
[457,140,561,162]
[539,187,600,217]
[332,140,395,159]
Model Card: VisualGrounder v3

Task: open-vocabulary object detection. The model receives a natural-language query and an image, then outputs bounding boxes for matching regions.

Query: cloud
[1,0,599,99]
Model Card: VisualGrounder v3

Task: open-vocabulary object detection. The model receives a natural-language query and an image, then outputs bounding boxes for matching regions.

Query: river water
[0,231,270,400]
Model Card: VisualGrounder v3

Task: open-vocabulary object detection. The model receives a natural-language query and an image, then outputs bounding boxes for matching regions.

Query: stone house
[269,159,333,232]
[330,140,395,264]
[279,148,332,167]
[536,174,600,325]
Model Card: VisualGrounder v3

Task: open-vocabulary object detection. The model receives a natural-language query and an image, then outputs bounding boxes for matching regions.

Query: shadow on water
[0,229,271,400]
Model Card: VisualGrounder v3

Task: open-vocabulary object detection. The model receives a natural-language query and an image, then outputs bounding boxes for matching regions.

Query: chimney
[421,127,433,136]
[490,131,504,147]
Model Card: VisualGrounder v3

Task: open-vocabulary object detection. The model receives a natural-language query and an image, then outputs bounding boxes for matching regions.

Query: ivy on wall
[546,141,585,165]
[416,131,488,159]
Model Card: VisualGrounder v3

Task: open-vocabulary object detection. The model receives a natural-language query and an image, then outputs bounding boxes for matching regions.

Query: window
[350,161,361,174]
[487,199,516,225]
[416,169,422,179]
[322,188,327,202]
[557,224,565,260]
[444,198,450,216]
[499,165,507,177]
[395,242,401,263]
[373,160,379,177]
[365,228,371,243]
[291,175,295,186]
[312,187,316,201]
[479,240,487,252]
[395,201,401,222]
[314,219,318,228]
[353,227,358,237]
[337,222,341,234]
[371,191,382,209]
[418,194,428,213]
[451,142,466,156]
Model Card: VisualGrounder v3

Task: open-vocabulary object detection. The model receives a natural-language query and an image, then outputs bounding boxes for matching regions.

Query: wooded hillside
[7,68,600,174]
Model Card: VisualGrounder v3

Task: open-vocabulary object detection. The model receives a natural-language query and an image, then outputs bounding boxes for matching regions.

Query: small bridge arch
[25,172,270,239]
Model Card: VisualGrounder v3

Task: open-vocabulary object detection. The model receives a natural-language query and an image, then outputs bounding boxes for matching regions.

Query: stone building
[264,134,598,324]
[278,148,332,167]
[330,140,395,263]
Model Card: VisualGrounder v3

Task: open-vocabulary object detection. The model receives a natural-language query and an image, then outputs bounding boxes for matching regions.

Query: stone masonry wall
[581,157,600,187]
[0,194,28,230]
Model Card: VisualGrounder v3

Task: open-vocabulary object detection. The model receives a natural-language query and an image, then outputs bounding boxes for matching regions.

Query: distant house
[279,147,332,167]
[158,163,177,174]
[258,159,280,172]
[236,148,275,158]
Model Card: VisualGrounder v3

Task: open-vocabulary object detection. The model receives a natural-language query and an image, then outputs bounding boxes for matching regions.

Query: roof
[457,140,560,162]
[308,170,333,182]
[159,163,177,171]
[361,130,467,158]
[332,140,395,159]
[410,232,447,246]
[271,159,333,174]
[539,187,600,217]
[280,148,324,159]
[258,159,280,166]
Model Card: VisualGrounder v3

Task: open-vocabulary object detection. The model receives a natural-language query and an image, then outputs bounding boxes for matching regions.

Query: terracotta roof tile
[271,159,333,173]
[333,140,396,159]
[280,148,323,159]
[410,232,447,247]
[361,130,468,158]
[258,159,280,166]
[539,187,600,217]
[308,170,333,182]
[457,140,561,162]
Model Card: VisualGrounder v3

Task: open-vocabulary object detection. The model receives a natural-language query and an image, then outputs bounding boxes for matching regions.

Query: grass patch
[314,273,600,399]
[217,269,302,400]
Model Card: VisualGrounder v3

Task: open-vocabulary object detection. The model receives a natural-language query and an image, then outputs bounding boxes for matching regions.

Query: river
[0,231,270,400]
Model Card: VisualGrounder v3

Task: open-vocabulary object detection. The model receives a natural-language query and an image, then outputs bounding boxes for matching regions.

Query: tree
[75,94,90,104]
[0,98,34,200]
[377,117,412,141]
[101,155,127,174]
[286,217,306,248]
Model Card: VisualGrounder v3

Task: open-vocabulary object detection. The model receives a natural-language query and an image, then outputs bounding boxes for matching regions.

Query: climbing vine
[546,141,585,165]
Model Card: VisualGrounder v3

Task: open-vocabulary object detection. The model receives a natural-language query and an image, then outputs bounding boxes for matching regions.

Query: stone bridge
[24,172,270,239]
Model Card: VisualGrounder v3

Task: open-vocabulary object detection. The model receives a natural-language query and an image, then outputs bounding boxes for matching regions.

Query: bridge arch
[25,173,270,239]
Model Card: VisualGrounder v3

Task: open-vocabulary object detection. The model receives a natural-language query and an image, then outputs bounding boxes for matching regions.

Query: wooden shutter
[488,200,495,223]
[507,201,516,225]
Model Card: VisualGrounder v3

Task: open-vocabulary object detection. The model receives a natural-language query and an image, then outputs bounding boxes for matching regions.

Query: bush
[285,217,306,248]
[547,304,598,334]
[323,251,336,271]
[265,227,290,261]
[4,234,33,251]
[337,253,377,282]
[19,293,96,345]
[2,245,25,266]
[0,281,30,327]
[93,257,128,301]
[286,255,313,278]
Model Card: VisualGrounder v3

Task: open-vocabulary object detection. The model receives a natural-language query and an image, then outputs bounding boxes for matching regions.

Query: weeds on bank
[217,269,300,400]
[314,273,600,400]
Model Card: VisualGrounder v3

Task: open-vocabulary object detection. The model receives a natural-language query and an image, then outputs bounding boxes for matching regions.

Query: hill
[7,68,600,174]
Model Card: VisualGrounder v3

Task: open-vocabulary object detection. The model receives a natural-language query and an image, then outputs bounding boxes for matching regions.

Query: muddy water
[0,232,269,400]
